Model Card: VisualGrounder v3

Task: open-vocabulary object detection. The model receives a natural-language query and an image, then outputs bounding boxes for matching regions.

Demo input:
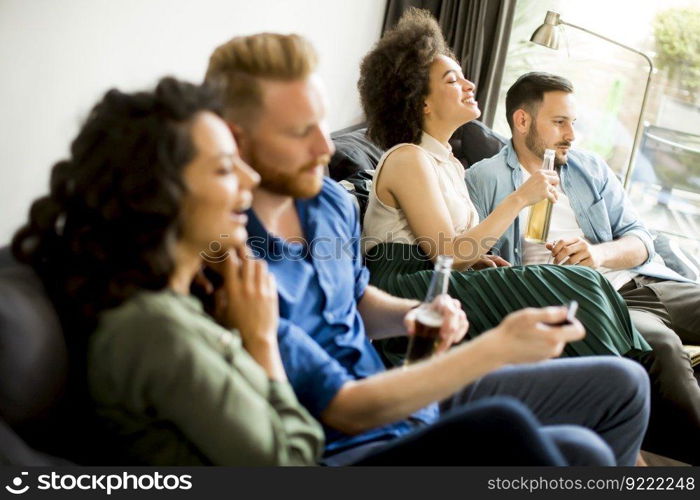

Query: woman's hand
[513,169,559,207]
[471,254,511,269]
[220,247,279,347]
[210,247,285,380]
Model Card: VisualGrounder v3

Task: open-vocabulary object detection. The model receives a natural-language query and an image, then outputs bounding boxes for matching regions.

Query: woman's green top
[88,289,324,466]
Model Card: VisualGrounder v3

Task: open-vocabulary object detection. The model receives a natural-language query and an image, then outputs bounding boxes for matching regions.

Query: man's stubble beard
[525,124,568,167]
[249,149,326,199]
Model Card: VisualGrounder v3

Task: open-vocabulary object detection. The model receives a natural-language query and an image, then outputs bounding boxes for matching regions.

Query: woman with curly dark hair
[358,8,650,367]
[12,77,324,465]
[12,76,628,468]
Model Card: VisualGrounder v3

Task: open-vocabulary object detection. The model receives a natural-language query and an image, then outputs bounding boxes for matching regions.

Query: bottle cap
[435,255,454,271]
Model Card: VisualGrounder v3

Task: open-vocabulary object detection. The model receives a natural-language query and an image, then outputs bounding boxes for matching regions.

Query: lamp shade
[530,11,562,49]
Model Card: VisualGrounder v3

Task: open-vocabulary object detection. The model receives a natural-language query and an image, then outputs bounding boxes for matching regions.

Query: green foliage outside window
[653,7,700,101]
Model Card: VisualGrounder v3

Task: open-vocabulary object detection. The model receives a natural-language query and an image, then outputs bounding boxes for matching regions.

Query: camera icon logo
[5,472,29,495]
[199,238,231,264]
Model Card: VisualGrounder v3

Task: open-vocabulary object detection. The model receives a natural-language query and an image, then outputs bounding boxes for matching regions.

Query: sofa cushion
[652,232,699,282]
[0,246,15,268]
[329,127,384,181]
[338,169,375,224]
[449,120,507,168]
[0,254,68,426]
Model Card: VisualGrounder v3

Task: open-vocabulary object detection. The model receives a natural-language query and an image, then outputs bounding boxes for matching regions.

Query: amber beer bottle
[524,149,556,243]
[405,255,453,364]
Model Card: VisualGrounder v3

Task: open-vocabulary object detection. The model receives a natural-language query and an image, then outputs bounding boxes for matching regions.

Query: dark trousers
[327,357,648,466]
[355,397,568,466]
[442,357,647,466]
[620,276,700,464]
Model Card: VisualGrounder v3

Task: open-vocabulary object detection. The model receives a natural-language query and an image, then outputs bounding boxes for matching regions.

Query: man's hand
[404,295,468,353]
[471,254,512,269]
[547,237,604,268]
[488,307,585,364]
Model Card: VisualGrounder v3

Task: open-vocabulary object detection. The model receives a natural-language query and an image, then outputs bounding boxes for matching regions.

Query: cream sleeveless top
[362,132,480,252]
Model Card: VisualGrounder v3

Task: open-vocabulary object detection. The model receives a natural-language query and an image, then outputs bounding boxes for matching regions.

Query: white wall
[0,0,386,244]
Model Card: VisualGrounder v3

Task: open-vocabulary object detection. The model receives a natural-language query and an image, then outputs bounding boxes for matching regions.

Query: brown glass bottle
[405,255,453,364]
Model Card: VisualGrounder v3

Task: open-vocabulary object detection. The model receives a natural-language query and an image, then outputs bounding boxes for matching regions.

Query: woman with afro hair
[358,8,650,367]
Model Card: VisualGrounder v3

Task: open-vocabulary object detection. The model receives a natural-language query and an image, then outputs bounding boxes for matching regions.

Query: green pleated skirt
[365,242,651,367]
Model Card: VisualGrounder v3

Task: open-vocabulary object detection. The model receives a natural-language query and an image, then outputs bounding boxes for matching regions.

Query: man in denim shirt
[466,72,700,464]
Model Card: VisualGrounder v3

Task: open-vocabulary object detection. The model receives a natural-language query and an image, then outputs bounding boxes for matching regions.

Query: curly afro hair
[358,8,454,149]
[12,77,222,332]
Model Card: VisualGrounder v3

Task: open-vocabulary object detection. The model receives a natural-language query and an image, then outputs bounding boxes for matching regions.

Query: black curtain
[382,0,516,127]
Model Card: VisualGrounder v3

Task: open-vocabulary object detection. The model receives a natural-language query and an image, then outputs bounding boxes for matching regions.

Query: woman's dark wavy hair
[12,77,222,331]
[358,8,454,149]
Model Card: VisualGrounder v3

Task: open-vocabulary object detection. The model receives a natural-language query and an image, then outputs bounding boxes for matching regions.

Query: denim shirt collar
[245,191,354,316]
[246,202,307,256]
[505,140,521,171]
[246,201,314,306]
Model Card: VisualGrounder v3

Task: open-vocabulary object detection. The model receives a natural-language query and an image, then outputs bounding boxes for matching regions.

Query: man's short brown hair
[505,72,574,131]
[206,33,318,125]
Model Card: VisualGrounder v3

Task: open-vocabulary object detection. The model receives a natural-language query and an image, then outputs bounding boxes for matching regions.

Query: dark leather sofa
[0,248,71,464]
[1,120,698,465]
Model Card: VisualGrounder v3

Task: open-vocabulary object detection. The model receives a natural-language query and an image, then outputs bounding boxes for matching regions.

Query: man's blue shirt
[465,142,690,283]
[246,177,439,453]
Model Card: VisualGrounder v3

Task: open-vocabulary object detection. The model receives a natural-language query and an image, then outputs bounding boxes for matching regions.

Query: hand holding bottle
[524,149,558,244]
[515,169,559,207]
[404,295,469,356]
[405,256,468,363]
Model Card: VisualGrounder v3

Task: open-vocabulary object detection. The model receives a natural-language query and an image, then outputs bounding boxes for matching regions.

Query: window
[494,0,700,258]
